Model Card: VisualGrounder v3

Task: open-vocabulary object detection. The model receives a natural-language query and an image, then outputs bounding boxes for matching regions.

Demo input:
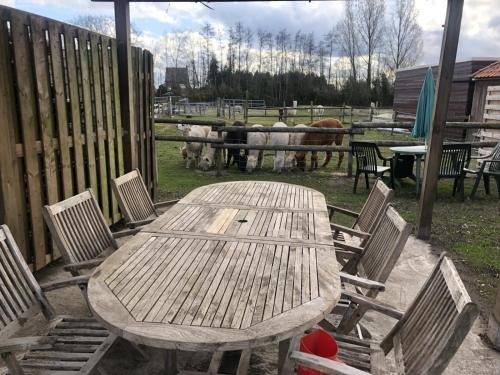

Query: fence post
[341,104,345,124]
[244,90,249,123]
[213,121,224,177]
[310,101,314,123]
[347,125,354,177]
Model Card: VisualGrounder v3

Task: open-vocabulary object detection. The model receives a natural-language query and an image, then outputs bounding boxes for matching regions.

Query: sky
[2,0,500,72]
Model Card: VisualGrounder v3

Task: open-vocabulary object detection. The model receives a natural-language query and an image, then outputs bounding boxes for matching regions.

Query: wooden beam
[114,0,137,171]
[417,0,464,240]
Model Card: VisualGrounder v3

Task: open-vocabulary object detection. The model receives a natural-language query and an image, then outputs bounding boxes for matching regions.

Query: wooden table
[88,181,340,374]
[391,145,427,195]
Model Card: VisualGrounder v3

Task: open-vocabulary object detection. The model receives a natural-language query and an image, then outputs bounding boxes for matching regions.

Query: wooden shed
[393,58,498,140]
[470,61,500,156]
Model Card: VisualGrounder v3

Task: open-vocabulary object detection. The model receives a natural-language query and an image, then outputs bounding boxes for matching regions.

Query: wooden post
[417,0,464,240]
[114,0,136,172]
[216,97,221,117]
[341,104,345,124]
[213,122,224,177]
[310,100,314,123]
[244,90,249,123]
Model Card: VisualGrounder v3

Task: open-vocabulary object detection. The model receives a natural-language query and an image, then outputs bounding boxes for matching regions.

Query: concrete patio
[1,236,499,375]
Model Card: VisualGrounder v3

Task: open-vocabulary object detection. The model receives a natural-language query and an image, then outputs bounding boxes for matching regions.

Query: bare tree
[234,22,244,72]
[257,29,266,72]
[200,22,214,85]
[355,0,386,89]
[336,2,359,81]
[72,15,141,44]
[244,27,253,72]
[324,29,337,84]
[386,0,423,72]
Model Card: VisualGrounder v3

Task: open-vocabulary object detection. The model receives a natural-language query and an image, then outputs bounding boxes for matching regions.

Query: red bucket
[298,329,343,375]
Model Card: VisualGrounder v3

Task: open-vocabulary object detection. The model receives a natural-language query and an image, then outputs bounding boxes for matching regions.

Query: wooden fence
[0,5,156,270]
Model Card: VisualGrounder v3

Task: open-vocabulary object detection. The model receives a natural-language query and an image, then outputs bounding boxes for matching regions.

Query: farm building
[393,58,498,139]
[470,61,500,156]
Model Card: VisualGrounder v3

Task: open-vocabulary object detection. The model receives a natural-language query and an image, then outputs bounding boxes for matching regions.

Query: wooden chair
[288,255,479,375]
[43,189,138,276]
[438,143,471,201]
[324,205,412,335]
[351,142,394,193]
[466,142,500,198]
[327,179,394,248]
[111,169,179,228]
[0,224,116,375]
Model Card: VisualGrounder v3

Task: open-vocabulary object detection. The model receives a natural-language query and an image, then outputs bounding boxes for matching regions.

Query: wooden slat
[101,36,119,222]
[48,21,73,199]
[110,39,124,176]
[0,11,29,260]
[89,33,110,222]
[10,12,47,269]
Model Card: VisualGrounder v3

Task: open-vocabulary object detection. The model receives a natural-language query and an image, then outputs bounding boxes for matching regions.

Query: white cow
[285,124,307,171]
[246,124,268,173]
[270,122,289,173]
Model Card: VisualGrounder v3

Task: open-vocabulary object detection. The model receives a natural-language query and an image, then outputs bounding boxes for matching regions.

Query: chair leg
[364,173,370,190]
[452,178,458,197]
[353,171,360,193]
[484,175,491,194]
[460,175,465,201]
[470,174,482,199]
[495,176,500,198]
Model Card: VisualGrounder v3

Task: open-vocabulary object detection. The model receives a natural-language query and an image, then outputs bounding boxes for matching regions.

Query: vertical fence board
[0,12,30,260]
[101,36,119,222]
[77,29,98,196]
[48,22,73,199]
[111,39,124,176]
[10,12,47,269]
[90,33,110,222]
[144,51,151,191]
[64,25,85,193]
[137,47,146,178]
[149,52,157,199]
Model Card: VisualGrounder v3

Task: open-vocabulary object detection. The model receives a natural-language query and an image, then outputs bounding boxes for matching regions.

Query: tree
[386,0,423,73]
[72,15,142,44]
[200,23,214,85]
[336,2,359,81]
[355,0,386,91]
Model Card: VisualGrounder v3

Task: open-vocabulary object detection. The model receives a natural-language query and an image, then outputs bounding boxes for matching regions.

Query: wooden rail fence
[0,5,156,270]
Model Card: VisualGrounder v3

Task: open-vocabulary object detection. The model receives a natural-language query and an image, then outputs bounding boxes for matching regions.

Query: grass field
[154,114,500,313]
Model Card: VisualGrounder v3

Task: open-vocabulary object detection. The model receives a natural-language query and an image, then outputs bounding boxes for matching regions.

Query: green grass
[155,116,500,309]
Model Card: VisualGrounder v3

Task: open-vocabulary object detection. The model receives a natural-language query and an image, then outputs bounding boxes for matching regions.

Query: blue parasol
[412,67,435,140]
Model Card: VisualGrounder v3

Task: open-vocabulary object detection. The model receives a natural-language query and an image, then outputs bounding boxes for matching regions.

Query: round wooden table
[88,181,340,374]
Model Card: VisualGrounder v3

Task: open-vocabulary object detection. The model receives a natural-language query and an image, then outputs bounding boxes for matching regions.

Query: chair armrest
[340,272,385,292]
[154,199,180,209]
[333,240,364,255]
[290,351,371,375]
[330,223,371,239]
[63,259,104,272]
[0,336,57,354]
[126,218,155,228]
[326,204,360,218]
[342,290,404,320]
[113,227,141,238]
[40,275,90,292]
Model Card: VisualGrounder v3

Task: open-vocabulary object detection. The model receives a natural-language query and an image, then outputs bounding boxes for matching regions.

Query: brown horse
[295,118,344,170]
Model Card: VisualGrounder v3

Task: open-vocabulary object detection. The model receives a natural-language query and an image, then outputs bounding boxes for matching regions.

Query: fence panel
[0,5,156,270]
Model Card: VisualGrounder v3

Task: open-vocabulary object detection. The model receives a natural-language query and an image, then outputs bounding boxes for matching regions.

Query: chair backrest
[43,190,117,265]
[439,143,471,177]
[356,205,412,296]
[486,142,500,173]
[354,179,394,233]
[111,169,157,223]
[352,142,380,173]
[381,255,478,375]
[0,225,54,339]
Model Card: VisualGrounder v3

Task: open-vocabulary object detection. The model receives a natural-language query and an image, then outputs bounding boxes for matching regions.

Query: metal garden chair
[323,205,412,335]
[465,142,500,198]
[438,143,471,201]
[0,224,115,375]
[43,189,138,277]
[351,142,394,193]
[287,255,479,375]
[111,169,179,228]
[327,179,394,248]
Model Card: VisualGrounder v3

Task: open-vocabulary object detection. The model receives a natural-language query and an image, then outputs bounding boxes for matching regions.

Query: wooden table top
[88,181,340,351]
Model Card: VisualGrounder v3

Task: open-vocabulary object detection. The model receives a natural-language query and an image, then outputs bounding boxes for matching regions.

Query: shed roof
[472,61,500,79]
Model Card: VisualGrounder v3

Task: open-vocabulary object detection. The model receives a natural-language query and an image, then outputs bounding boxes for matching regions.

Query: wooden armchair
[438,143,471,201]
[324,205,412,335]
[111,169,179,228]
[466,142,500,198]
[327,179,394,248]
[287,255,479,375]
[351,142,394,193]
[43,189,138,276]
[0,224,116,375]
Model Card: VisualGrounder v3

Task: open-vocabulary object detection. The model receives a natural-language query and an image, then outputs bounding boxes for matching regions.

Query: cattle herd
[177,118,345,173]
